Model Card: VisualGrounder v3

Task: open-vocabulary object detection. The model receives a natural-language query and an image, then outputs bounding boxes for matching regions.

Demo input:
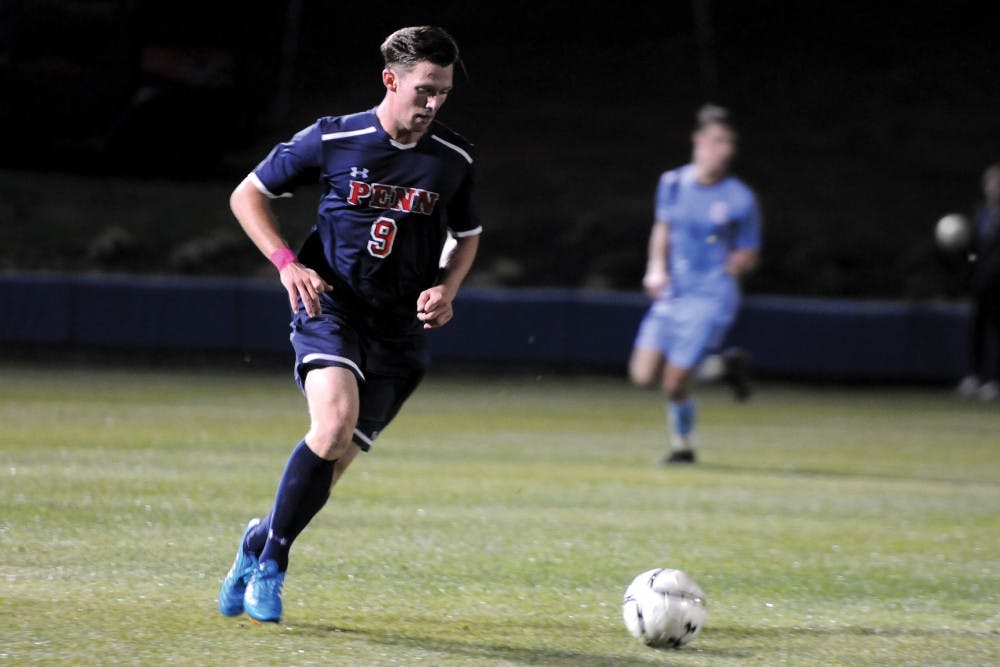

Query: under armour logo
[350,166,369,179]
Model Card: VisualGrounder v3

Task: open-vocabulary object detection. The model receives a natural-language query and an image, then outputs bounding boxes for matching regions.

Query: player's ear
[382,68,397,92]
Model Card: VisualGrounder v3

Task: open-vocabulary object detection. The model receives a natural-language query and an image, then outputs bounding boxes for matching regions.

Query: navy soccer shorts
[289,294,429,452]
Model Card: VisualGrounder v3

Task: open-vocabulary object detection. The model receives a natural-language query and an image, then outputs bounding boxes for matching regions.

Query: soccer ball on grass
[622,568,707,649]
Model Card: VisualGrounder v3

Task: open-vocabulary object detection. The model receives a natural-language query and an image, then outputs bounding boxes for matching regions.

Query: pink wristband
[269,247,297,272]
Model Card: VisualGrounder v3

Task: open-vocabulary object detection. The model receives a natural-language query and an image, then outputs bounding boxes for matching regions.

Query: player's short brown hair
[381,26,461,71]
[695,104,736,134]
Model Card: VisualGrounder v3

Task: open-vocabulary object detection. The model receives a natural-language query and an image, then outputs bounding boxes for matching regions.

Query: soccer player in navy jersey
[218,26,482,623]
[629,105,761,465]
[957,163,1000,401]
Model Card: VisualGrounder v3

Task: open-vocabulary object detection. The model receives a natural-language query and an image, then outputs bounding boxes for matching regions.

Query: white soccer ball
[935,213,971,251]
[622,568,707,649]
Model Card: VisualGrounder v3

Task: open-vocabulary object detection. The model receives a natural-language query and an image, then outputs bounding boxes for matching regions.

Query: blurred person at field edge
[957,164,1000,401]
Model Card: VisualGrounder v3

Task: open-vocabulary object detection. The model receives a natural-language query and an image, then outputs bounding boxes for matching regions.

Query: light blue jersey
[656,164,761,304]
[635,164,761,368]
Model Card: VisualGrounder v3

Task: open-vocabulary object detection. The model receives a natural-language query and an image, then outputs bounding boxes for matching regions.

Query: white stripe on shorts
[301,353,365,381]
[352,429,374,448]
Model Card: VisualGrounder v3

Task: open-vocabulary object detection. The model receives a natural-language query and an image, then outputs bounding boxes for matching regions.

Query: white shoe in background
[957,375,981,398]
[977,381,999,402]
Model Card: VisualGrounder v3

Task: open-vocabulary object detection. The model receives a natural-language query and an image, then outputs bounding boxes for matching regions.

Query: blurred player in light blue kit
[630,105,761,464]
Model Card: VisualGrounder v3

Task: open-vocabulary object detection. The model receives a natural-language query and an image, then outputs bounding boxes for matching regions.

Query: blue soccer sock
[256,440,335,572]
[667,399,697,449]
[245,511,271,555]
[245,467,334,556]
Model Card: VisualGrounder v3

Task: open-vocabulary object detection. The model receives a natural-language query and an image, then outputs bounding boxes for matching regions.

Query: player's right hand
[642,271,669,299]
[279,263,331,317]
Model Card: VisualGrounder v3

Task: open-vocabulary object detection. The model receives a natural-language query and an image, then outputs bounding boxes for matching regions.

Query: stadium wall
[0,274,969,381]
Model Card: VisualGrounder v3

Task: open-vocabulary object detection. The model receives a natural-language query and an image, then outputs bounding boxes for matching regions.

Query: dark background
[1,0,996,297]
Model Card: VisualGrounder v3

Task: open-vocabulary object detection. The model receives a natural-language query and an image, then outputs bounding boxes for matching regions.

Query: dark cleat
[659,449,696,465]
[722,347,752,402]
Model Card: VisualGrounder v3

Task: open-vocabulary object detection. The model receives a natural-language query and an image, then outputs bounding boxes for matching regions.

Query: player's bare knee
[305,431,353,460]
[628,357,659,388]
[629,366,658,389]
[629,348,665,389]
[305,420,356,460]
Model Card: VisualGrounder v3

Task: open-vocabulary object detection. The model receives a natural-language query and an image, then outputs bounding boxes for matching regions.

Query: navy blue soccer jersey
[251,108,482,322]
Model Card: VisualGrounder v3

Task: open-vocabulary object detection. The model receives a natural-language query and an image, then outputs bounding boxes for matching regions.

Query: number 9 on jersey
[367,217,398,258]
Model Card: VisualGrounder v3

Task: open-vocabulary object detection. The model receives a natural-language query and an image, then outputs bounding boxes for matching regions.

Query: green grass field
[1,363,997,666]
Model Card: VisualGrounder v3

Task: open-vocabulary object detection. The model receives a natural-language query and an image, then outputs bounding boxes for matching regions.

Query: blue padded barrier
[0,274,970,381]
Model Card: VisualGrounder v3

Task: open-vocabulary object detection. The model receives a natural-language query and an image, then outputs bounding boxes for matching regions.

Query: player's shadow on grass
[710,624,992,641]
[695,461,997,487]
[289,621,992,665]
[293,622,753,664]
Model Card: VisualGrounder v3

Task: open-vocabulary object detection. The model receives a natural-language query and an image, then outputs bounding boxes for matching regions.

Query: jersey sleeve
[446,166,483,238]
[735,192,762,250]
[654,171,677,223]
[250,122,323,198]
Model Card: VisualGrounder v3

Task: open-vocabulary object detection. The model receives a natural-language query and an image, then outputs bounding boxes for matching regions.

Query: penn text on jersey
[346,180,440,215]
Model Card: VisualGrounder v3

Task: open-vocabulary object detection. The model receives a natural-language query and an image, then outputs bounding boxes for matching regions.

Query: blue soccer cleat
[244,559,285,623]
[218,518,261,617]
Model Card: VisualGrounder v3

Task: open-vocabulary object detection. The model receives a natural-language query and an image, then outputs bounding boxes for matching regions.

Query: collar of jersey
[683,163,732,190]
[369,107,422,151]
[389,138,418,150]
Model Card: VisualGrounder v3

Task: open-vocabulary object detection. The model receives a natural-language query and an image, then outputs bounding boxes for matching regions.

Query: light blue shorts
[634,296,735,370]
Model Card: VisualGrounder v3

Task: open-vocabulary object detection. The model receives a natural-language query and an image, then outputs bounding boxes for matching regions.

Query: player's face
[386,62,454,135]
[692,123,737,179]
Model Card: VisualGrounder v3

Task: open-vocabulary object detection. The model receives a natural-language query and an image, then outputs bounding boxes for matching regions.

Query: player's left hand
[725,249,759,277]
[416,286,454,329]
